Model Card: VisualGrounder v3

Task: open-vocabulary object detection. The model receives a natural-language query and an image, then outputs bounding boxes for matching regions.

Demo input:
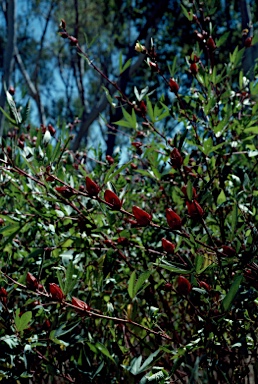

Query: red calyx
[132,205,152,226]
[166,208,182,230]
[177,275,192,295]
[169,78,179,94]
[0,287,8,305]
[190,62,198,75]
[162,238,175,254]
[49,283,64,301]
[170,148,183,168]
[199,281,211,291]
[86,177,100,196]
[26,272,39,290]
[186,200,204,218]
[106,155,114,165]
[72,297,90,312]
[222,245,236,257]
[207,36,216,50]
[104,190,122,210]
[55,186,74,198]
[244,37,252,48]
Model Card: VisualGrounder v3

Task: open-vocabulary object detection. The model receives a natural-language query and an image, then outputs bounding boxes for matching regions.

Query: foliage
[0,1,258,383]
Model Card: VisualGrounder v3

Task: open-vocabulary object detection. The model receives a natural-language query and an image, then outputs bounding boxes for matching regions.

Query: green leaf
[134,271,151,297]
[222,275,243,311]
[154,263,190,274]
[6,91,21,125]
[138,349,160,373]
[217,190,227,205]
[15,309,32,332]
[186,180,193,201]
[128,270,136,299]
[0,106,16,125]
[64,261,77,295]
[95,342,115,363]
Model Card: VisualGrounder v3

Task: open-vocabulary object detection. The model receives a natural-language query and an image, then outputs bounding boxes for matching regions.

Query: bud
[69,36,78,46]
[135,42,146,52]
[59,31,68,39]
[177,275,192,295]
[170,148,183,168]
[48,124,56,136]
[49,283,64,301]
[130,163,138,169]
[169,78,179,94]
[46,175,55,182]
[60,19,66,29]
[190,62,198,75]
[186,200,204,218]
[8,86,15,95]
[106,155,114,165]
[162,238,175,254]
[164,282,173,291]
[207,36,216,50]
[72,297,90,312]
[166,208,182,230]
[55,186,74,198]
[104,190,122,210]
[132,205,152,226]
[117,237,129,246]
[26,272,39,290]
[86,177,100,196]
[149,61,159,71]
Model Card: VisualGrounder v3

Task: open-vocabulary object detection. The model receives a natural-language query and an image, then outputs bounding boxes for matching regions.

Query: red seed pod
[132,205,152,226]
[49,283,64,301]
[170,148,183,168]
[177,275,192,295]
[169,78,179,94]
[0,287,8,305]
[190,62,198,75]
[244,37,252,47]
[186,200,204,218]
[55,186,74,198]
[207,36,216,50]
[166,208,182,230]
[72,297,90,312]
[86,177,100,196]
[199,281,211,291]
[26,272,39,290]
[46,175,55,182]
[104,190,122,210]
[164,282,173,291]
[132,141,143,148]
[130,163,138,169]
[139,100,147,114]
[162,238,175,254]
[117,237,129,246]
[106,155,114,165]
[222,245,236,257]
[48,124,56,136]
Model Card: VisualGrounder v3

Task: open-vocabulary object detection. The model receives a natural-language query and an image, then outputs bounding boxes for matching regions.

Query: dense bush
[0,4,258,384]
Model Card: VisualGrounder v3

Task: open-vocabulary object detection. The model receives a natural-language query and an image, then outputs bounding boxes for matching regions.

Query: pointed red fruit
[222,245,236,257]
[186,200,204,218]
[104,190,122,210]
[49,283,64,301]
[166,208,182,230]
[26,272,39,290]
[199,281,211,291]
[55,186,74,198]
[170,148,183,168]
[132,206,152,226]
[177,276,192,295]
[86,177,100,196]
[106,155,114,165]
[190,62,198,75]
[162,238,175,254]
[169,78,179,94]
[207,36,216,50]
[72,297,90,312]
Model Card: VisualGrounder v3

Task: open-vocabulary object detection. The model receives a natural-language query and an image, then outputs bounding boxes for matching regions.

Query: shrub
[0,3,258,383]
